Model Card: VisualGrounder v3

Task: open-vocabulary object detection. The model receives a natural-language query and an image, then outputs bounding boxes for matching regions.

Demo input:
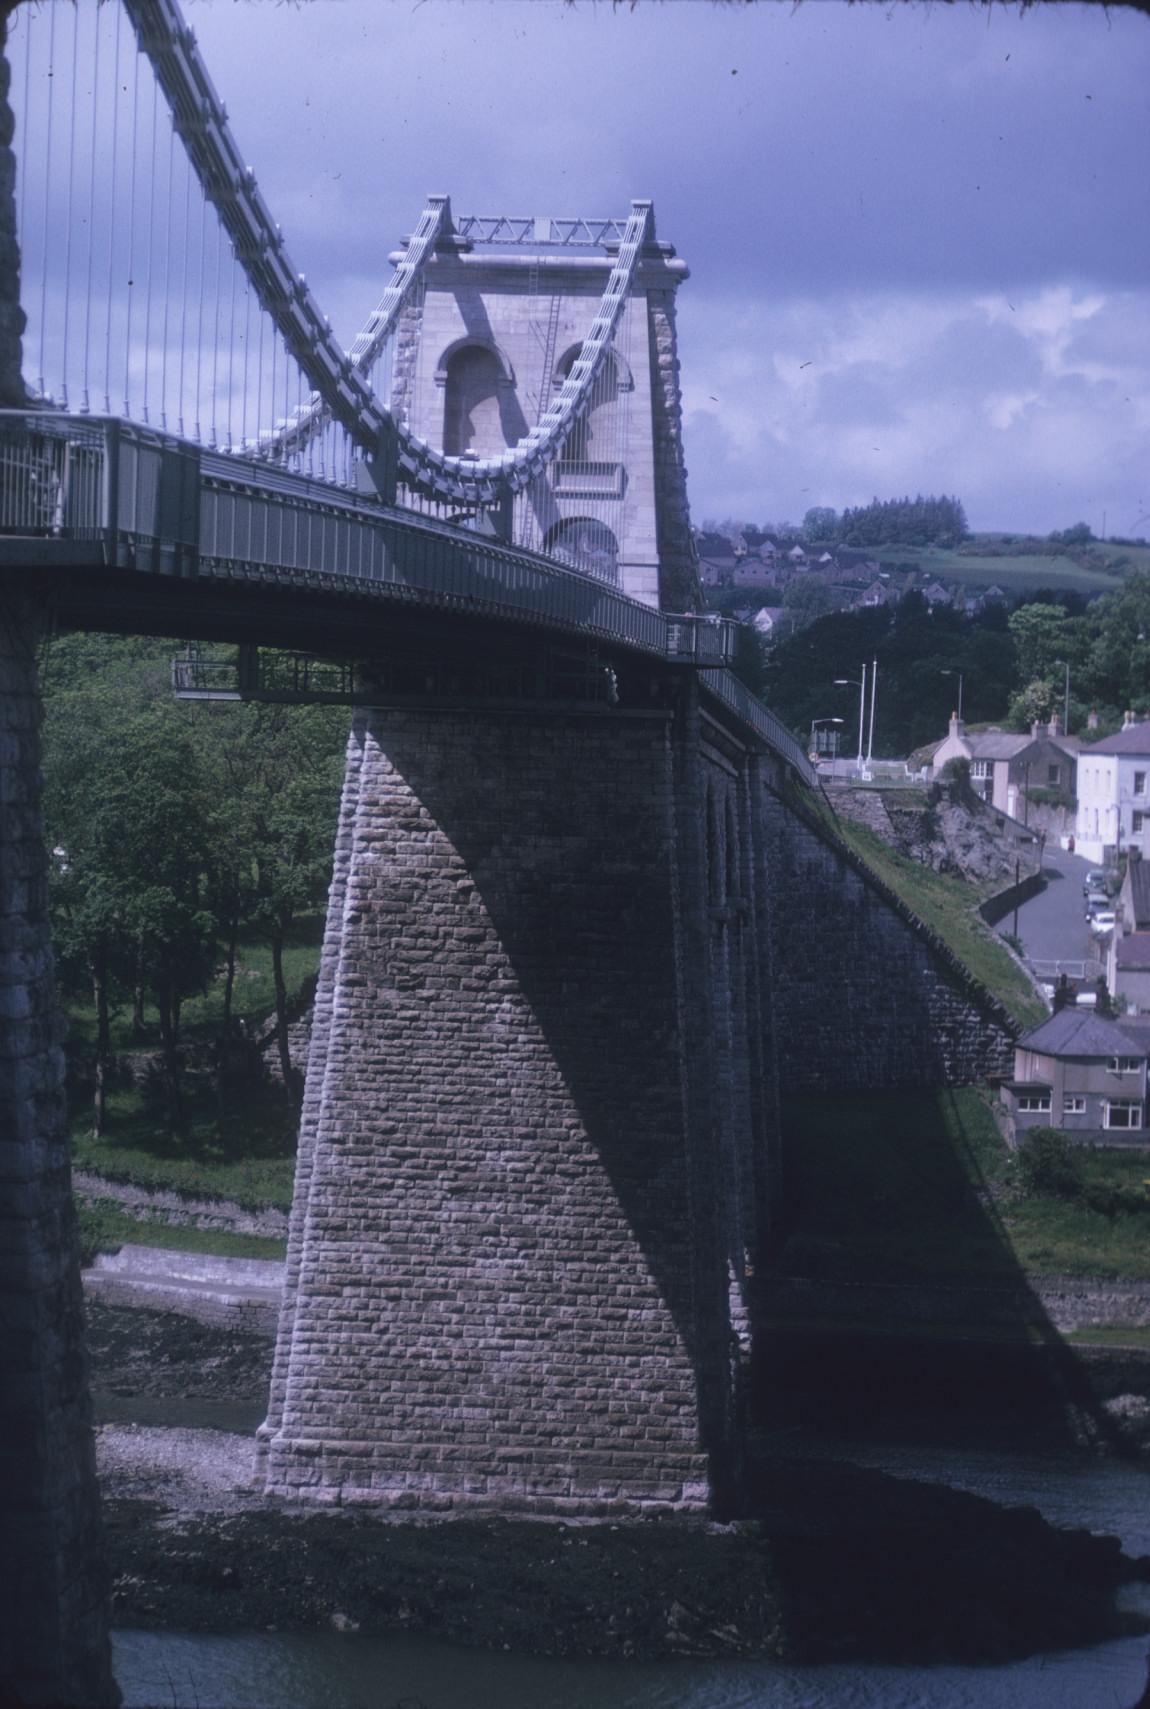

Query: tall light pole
[1053,659,1071,732]
[835,666,868,778]
[866,655,878,768]
[941,668,964,722]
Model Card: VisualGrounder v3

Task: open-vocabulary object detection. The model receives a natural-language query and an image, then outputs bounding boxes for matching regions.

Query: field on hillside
[868,540,1132,595]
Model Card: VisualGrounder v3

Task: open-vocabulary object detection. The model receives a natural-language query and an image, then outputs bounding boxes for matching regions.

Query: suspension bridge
[0,6,1015,1704]
[0,0,809,766]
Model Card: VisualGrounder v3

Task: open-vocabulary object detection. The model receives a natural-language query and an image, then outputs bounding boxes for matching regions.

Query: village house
[1002,1007,1149,1143]
[930,712,1077,819]
[1107,854,1150,1012]
[1074,714,1150,865]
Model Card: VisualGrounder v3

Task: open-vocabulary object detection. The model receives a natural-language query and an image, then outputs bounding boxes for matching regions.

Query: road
[999,844,1111,979]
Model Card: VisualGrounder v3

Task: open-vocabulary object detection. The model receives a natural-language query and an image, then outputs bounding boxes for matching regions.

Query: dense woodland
[748,575,1150,758]
[40,635,347,1137]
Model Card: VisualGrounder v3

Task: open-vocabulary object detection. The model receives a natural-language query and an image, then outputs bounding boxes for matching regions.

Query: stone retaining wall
[763,1271,1150,1335]
[84,1246,283,1336]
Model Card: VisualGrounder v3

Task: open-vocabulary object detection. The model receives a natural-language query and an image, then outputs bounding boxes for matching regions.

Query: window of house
[1105,1100,1142,1129]
[1135,812,1146,834]
[1016,1092,1052,1113]
[1136,772,1147,796]
[972,760,991,780]
[1062,1095,1086,1115]
[1048,764,1060,785]
[1108,1057,1142,1075]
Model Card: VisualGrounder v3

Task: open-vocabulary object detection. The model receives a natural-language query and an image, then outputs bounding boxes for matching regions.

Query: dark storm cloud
[179,1,1150,533]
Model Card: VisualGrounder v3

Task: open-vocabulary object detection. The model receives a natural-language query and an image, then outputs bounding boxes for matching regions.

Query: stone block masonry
[258,702,750,1515]
[764,793,1016,1094]
[0,597,117,1707]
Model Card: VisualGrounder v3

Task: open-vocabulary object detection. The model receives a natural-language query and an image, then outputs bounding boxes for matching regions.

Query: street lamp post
[941,669,964,721]
[835,666,868,778]
[1053,660,1071,732]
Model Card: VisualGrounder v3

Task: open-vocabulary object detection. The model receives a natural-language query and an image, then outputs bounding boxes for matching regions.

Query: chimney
[1088,709,1100,731]
[1124,710,1136,727]
[1031,719,1042,738]
[1048,712,1063,737]
[949,711,963,739]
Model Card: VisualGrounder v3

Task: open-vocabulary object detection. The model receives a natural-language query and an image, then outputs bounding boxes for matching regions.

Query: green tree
[802,506,839,544]
[44,675,219,1134]
[1007,678,1058,732]
[194,700,346,1113]
[782,579,838,624]
[1007,603,1072,685]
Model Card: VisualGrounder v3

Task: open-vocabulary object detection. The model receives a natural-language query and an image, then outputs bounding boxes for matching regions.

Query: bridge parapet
[0,409,813,781]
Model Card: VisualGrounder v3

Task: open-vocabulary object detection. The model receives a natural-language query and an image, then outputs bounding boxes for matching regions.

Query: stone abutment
[0,596,117,1708]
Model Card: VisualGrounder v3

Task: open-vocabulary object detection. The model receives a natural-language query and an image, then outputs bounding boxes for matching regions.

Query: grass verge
[804,792,1047,1030]
[77,1201,287,1266]
[71,1080,298,1211]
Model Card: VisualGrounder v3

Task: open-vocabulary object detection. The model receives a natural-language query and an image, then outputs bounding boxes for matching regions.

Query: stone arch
[552,346,631,469]
[552,343,634,395]
[437,339,517,458]
[542,517,619,584]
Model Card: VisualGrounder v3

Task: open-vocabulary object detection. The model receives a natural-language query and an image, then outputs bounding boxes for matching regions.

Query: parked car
[1084,869,1109,899]
[1089,910,1116,937]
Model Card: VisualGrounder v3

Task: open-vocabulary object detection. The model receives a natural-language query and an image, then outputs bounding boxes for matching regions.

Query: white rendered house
[1075,716,1150,864]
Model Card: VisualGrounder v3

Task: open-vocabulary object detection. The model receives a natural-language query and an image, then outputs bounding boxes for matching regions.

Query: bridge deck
[0,411,812,781]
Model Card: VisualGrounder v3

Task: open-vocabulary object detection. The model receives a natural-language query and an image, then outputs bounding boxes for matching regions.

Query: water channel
[113,1436,1150,1709]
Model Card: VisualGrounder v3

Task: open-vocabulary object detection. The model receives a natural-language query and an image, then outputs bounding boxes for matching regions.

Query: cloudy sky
[60,1,1150,536]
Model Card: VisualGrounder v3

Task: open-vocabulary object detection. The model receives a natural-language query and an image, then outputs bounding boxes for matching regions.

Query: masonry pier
[0,597,118,1708]
[256,686,775,1515]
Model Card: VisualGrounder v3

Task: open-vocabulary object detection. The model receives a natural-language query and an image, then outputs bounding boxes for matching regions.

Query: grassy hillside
[866,535,1145,596]
[795,785,1047,1030]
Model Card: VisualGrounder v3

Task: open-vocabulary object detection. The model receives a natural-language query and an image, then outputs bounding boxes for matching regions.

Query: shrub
[1016,1128,1083,1199]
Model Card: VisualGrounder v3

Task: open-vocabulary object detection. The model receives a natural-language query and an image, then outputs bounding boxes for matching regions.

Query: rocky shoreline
[88,1302,1150,1668]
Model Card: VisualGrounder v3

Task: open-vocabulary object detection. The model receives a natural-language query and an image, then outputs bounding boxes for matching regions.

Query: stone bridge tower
[392,215,700,613]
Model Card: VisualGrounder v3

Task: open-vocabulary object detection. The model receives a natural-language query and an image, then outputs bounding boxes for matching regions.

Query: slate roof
[1115,932,1150,971]
[1087,725,1150,757]
[967,731,1032,760]
[1016,1006,1148,1059]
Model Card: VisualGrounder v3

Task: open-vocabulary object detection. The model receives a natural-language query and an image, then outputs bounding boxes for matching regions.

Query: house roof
[967,731,1032,760]
[1087,724,1150,757]
[1016,1007,1148,1059]
[1116,933,1150,971]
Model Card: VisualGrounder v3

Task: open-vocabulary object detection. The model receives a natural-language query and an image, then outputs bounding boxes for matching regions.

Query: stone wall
[0,597,117,1707]
[763,1271,1150,1336]
[764,790,1017,1094]
[258,699,759,1516]
[647,288,702,612]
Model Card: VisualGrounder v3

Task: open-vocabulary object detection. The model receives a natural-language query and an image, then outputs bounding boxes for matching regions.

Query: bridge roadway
[0,410,812,775]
